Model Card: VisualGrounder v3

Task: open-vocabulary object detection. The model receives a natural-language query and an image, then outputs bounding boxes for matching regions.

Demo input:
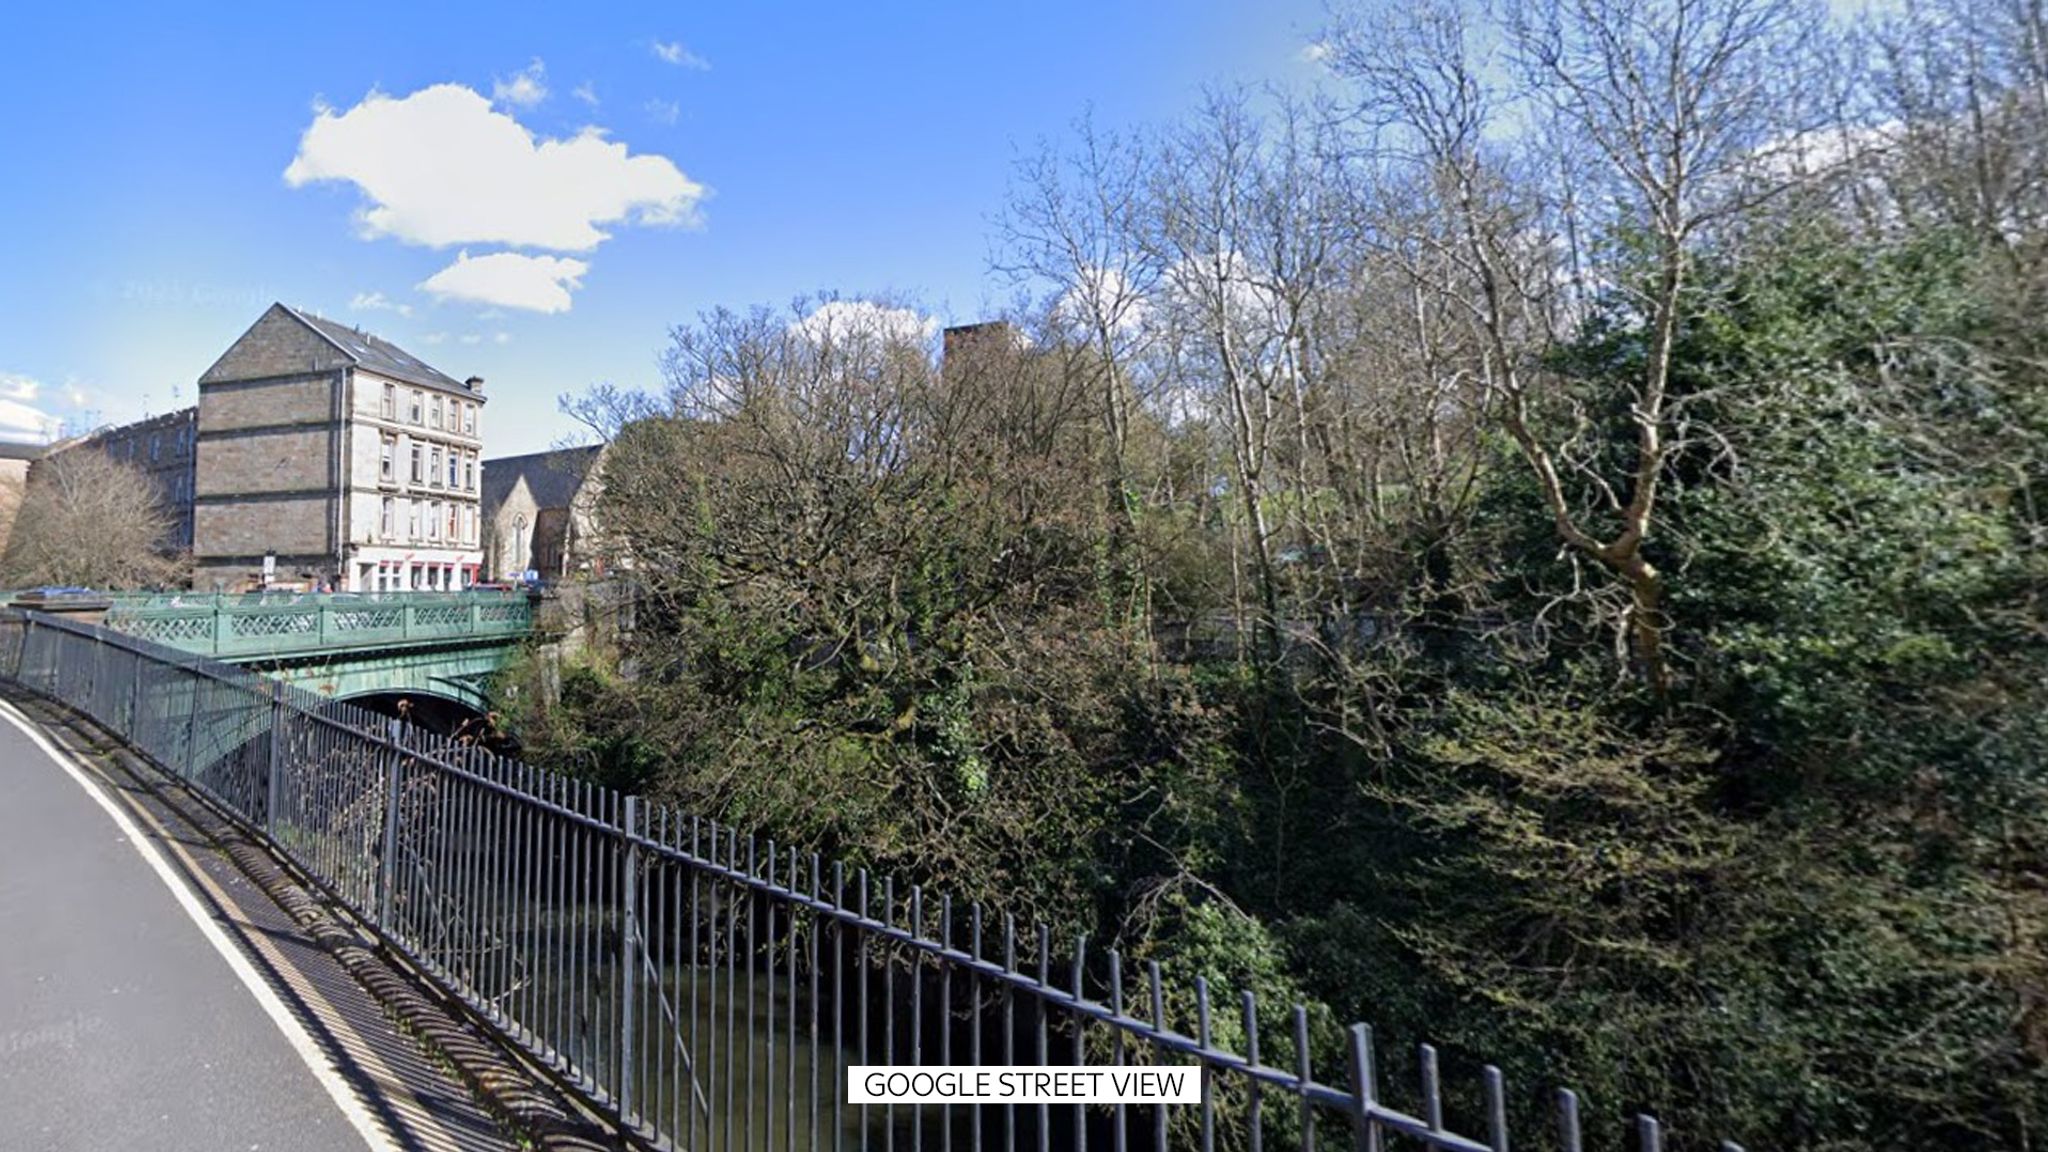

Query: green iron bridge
[89,591,537,725]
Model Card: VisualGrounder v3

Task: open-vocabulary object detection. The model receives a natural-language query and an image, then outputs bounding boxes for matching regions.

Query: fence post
[265,681,285,834]
[127,648,144,740]
[1349,1024,1381,1152]
[87,631,103,718]
[183,667,203,780]
[379,742,403,932]
[12,614,30,682]
[619,794,639,1124]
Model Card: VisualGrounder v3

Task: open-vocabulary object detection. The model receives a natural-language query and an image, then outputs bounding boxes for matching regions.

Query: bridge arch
[338,690,489,740]
[257,651,500,713]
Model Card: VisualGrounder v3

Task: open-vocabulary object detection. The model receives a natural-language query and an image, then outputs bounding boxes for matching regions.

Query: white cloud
[493,332,512,345]
[419,250,590,314]
[492,58,549,109]
[646,99,681,126]
[652,40,710,70]
[793,300,938,349]
[1757,119,1901,179]
[284,84,705,251]
[1300,41,1331,64]
[420,332,448,345]
[573,82,599,107]
[1051,265,1151,342]
[0,371,41,402]
[0,373,60,441]
[1161,252,1287,338]
[349,290,413,317]
[460,333,483,345]
[0,399,59,441]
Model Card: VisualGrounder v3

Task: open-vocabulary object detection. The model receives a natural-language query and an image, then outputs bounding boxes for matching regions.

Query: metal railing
[0,609,1739,1152]
[95,590,534,659]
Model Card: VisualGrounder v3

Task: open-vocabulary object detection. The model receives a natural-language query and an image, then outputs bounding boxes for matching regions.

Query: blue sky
[0,1,1326,454]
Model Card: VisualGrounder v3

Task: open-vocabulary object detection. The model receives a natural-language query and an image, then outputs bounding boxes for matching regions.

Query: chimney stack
[465,376,485,392]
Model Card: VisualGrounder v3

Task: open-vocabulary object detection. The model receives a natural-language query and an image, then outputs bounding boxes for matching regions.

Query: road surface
[0,704,379,1152]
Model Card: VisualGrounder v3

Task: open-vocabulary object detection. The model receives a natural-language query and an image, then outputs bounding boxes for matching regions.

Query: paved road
[0,710,372,1152]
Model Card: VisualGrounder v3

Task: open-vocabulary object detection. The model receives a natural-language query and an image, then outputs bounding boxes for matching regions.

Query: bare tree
[995,116,1170,634]
[1328,0,1823,693]
[1862,0,2048,270]
[2,449,185,588]
[1144,90,1306,662]
[0,469,24,567]
[558,381,662,446]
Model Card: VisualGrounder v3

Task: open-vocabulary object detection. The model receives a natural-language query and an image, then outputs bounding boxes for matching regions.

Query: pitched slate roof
[481,445,604,521]
[283,305,471,394]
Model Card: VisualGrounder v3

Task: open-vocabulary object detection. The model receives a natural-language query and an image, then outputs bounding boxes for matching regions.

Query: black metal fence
[0,610,1740,1152]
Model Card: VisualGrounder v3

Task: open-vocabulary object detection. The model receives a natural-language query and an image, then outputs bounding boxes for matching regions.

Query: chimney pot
[465,376,484,392]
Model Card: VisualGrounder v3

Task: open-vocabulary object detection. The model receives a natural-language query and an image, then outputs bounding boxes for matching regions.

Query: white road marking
[90,738,473,1152]
[0,700,399,1152]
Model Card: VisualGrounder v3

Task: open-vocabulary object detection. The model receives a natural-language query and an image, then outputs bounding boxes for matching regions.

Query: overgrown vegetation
[504,1,2047,1146]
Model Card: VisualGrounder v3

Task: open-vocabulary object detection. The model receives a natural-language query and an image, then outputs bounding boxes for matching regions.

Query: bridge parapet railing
[99,591,533,658]
[0,609,1745,1152]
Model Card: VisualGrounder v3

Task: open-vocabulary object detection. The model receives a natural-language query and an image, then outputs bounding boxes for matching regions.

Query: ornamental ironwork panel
[331,607,404,633]
[230,610,318,639]
[413,604,469,629]
[477,602,529,625]
[110,614,215,646]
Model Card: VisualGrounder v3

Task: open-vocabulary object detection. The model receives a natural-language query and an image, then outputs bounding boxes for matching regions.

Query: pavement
[0,697,512,1152]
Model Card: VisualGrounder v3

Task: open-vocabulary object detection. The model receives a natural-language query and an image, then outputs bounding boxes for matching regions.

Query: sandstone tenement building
[44,304,492,592]
[29,407,200,556]
[193,303,486,592]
